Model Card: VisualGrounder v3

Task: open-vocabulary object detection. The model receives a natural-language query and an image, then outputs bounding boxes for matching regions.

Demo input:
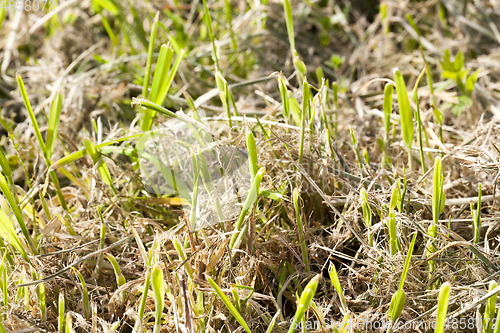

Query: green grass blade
[202,0,219,69]
[83,139,117,195]
[412,66,427,174]
[278,74,290,123]
[16,74,47,157]
[72,268,90,321]
[46,93,63,160]
[142,12,160,99]
[398,232,417,292]
[224,0,237,50]
[151,263,165,333]
[246,129,258,181]
[283,0,295,52]
[0,147,13,185]
[50,133,143,170]
[58,292,65,333]
[432,156,444,226]
[484,280,498,333]
[229,167,265,249]
[0,172,37,255]
[434,282,451,333]
[288,275,320,333]
[393,69,414,168]
[383,83,393,141]
[328,264,347,312]
[173,238,194,279]
[0,208,28,261]
[105,253,126,303]
[388,233,417,324]
[142,44,173,130]
[0,5,6,30]
[207,276,252,333]
[157,48,184,108]
[216,70,232,128]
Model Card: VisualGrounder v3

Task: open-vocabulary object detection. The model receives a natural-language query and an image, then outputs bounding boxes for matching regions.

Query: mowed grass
[0,0,499,332]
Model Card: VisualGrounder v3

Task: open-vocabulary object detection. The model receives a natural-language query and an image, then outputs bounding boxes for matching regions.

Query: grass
[0,0,500,332]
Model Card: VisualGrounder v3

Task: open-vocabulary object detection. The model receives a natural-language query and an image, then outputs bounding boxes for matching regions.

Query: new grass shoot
[387,232,417,333]
[393,69,414,169]
[434,282,451,333]
[288,275,320,333]
[428,156,445,285]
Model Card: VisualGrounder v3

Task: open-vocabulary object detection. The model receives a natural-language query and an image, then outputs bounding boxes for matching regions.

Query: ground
[1,0,500,332]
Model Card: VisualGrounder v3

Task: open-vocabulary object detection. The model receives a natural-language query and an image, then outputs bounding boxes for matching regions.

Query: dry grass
[1,0,500,332]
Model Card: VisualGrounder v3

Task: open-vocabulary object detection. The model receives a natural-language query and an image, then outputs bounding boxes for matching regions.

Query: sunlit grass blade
[432,156,445,226]
[434,282,451,333]
[105,253,126,303]
[58,292,65,333]
[46,93,63,160]
[246,128,258,181]
[224,0,237,50]
[83,139,117,195]
[387,233,417,331]
[288,275,320,333]
[278,73,290,124]
[37,273,46,321]
[151,263,165,333]
[428,156,444,284]
[386,210,398,257]
[393,68,414,169]
[484,280,498,333]
[0,147,13,186]
[142,12,160,99]
[389,178,401,212]
[202,0,219,69]
[412,66,427,174]
[157,48,184,109]
[229,167,265,249]
[0,5,6,30]
[293,50,307,83]
[0,172,37,255]
[293,188,309,271]
[16,74,46,156]
[207,276,251,333]
[0,207,28,261]
[173,238,194,280]
[383,83,393,167]
[17,74,67,209]
[216,70,232,128]
[0,253,8,319]
[283,0,295,53]
[72,268,90,321]
[328,264,347,313]
[141,44,173,130]
[134,238,159,332]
